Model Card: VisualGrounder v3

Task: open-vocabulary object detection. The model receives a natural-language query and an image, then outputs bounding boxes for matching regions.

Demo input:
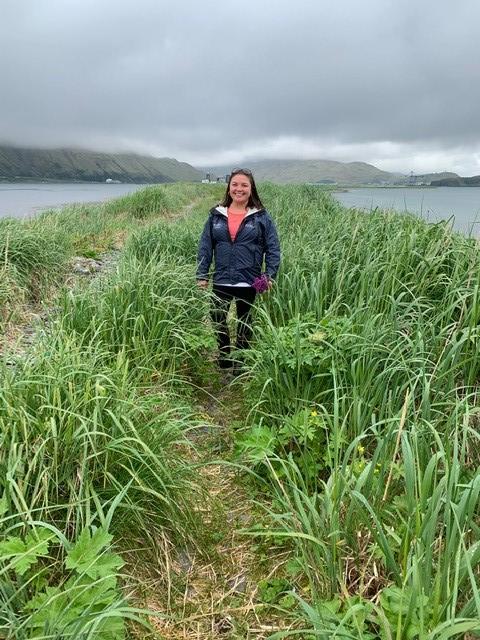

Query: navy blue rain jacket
[196,206,281,285]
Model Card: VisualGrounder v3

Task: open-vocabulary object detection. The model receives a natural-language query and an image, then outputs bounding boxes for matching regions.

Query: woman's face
[229,173,252,207]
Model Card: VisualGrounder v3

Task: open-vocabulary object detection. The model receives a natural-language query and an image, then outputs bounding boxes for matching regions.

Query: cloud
[1,0,479,174]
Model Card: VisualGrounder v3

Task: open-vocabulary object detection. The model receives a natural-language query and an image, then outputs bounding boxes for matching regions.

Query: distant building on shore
[201,173,227,184]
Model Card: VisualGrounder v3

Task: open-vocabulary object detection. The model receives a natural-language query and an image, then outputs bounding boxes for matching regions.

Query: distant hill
[404,172,458,185]
[200,160,461,186]
[0,146,202,183]
[1,147,466,186]
[430,175,480,187]
[200,159,395,185]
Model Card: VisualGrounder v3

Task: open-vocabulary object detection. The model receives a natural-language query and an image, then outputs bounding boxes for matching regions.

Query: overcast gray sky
[2,0,480,175]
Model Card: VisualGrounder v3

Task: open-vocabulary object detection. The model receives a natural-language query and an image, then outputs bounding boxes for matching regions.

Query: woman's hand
[197,279,209,289]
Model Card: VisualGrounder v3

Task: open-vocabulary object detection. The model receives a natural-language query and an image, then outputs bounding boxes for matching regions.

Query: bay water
[334,187,480,236]
[0,182,149,219]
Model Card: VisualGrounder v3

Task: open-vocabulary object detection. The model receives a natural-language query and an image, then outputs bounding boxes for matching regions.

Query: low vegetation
[1,182,479,639]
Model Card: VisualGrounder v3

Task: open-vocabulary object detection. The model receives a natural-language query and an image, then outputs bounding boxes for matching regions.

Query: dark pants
[211,285,256,367]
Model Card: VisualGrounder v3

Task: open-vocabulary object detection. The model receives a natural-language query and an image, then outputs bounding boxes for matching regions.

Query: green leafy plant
[236,407,344,487]
[0,524,147,639]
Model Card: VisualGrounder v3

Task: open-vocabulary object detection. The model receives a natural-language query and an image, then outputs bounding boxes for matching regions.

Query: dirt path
[144,377,293,639]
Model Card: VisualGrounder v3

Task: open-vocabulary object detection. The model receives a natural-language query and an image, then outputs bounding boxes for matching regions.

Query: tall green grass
[0,183,218,637]
[0,217,70,303]
[241,183,480,428]
[232,184,480,638]
[0,335,200,538]
[59,254,214,380]
[0,183,217,325]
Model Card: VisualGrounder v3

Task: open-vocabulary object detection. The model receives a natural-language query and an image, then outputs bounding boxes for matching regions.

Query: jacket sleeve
[196,216,213,280]
[263,214,281,279]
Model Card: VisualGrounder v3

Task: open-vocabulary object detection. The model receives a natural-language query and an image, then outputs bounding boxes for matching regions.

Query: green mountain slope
[430,175,480,186]
[201,159,395,184]
[255,159,394,184]
[201,160,460,186]
[0,146,202,183]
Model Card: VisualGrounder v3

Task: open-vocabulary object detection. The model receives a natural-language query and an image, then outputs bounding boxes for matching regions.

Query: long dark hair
[220,168,264,209]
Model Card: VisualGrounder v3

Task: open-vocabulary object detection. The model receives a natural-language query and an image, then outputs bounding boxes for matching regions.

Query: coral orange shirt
[227,208,247,241]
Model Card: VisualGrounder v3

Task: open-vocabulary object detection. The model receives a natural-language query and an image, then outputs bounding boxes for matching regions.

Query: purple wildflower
[252,273,270,294]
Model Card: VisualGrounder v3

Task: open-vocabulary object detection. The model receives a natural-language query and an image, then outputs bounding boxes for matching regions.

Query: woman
[197,169,281,369]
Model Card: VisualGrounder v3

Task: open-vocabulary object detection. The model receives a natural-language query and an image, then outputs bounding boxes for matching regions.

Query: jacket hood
[212,205,264,217]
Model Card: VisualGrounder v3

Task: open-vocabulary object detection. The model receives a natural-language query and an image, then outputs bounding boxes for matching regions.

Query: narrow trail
[0,252,120,360]
[146,376,291,639]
